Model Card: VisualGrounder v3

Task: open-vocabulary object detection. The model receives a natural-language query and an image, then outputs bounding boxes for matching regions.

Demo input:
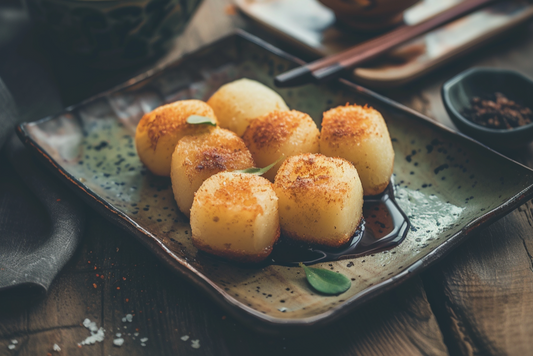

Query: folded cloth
[0,76,17,150]
[0,78,85,293]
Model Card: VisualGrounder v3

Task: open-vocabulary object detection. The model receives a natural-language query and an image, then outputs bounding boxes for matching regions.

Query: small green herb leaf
[299,262,351,295]
[186,115,217,126]
[233,155,284,176]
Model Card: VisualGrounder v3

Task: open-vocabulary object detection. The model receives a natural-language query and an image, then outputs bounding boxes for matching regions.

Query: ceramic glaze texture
[20,35,533,327]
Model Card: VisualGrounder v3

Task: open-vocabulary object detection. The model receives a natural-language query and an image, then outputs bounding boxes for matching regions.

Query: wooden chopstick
[274,0,500,87]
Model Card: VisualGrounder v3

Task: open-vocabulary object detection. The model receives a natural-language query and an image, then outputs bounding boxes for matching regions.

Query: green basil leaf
[233,155,284,176]
[186,115,217,126]
[299,262,351,295]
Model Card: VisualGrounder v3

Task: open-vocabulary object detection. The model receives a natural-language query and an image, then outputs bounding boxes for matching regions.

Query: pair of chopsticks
[274,0,500,87]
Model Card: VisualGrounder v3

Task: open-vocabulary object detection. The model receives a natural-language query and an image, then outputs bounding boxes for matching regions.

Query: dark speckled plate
[17,30,533,334]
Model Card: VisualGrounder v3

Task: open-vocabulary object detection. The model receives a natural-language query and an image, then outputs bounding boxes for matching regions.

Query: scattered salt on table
[191,339,200,349]
[140,337,148,343]
[113,338,124,347]
[181,335,190,341]
[80,318,105,345]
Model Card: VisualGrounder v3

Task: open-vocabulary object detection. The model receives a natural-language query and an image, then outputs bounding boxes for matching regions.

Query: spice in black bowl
[461,92,532,130]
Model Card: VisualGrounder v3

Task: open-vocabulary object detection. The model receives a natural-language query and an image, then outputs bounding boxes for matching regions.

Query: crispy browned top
[177,128,254,178]
[274,153,353,205]
[242,110,310,149]
[321,103,383,144]
[137,100,217,149]
[204,173,274,214]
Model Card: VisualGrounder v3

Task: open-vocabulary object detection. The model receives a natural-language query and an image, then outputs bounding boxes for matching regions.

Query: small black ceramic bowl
[442,67,533,150]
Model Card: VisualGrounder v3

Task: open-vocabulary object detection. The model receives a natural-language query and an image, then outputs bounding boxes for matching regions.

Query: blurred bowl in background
[24,0,203,68]
[318,0,419,31]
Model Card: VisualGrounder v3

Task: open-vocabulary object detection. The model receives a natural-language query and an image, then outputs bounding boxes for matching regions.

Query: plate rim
[16,29,533,334]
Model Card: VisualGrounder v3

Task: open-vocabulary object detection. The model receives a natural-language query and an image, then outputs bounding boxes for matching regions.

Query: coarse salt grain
[113,338,124,347]
[140,337,148,343]
[134,332,139,337]
[53,344,61,352]
[80,319,105,345]
[8,344,15,350]
[181,335,189,341]
[81,327,105,345]
[116,333,122,337]
[10,340,17,344]
[125,314,133,322]
[191,339,200,349]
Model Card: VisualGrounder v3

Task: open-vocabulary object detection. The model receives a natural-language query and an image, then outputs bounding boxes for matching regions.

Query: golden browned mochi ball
[242,110,320,181]
[191,172,280,263]
[171,128,254,217]
[273,153,363,248]
[206,78,289,136]
[320,104,394,195]
[135,100,218,176]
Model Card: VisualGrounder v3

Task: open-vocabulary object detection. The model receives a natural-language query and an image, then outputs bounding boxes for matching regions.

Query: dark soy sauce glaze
[267,183,410,266]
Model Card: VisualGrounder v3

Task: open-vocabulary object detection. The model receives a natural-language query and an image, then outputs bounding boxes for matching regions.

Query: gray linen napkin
[0,78,85,293]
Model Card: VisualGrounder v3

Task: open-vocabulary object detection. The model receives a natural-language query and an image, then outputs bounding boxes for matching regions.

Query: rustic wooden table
[1,0,533,355]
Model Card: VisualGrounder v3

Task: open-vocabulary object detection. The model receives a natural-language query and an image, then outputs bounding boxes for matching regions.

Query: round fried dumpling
[135,100,218,176]
[171,128,254,217]
[206,78,289,136]
[273,153,363,248]
[242,110,320,181]
[320,104,394,195]
[191,172,280,263]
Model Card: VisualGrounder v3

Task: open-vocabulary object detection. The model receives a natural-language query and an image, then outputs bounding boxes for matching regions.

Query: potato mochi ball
[171,128,254,217]
[242,110,320,181]
[320,104,394,196]
[135,100,218,176]
[273,153,363,248]
[207,78,289,136]
[191,172,280,263]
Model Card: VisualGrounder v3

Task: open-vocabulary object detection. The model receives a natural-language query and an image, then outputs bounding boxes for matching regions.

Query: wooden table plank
[1,211,449,356]
[391,22,533,356]
[423,199,533,356]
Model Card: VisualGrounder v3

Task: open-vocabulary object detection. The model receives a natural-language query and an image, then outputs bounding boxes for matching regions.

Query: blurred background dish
[235,0,533,87]
[23,0,204,68]
[318,0,419,31]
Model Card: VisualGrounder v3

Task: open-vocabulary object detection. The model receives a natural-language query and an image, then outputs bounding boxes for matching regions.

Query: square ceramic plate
[17,30,533,334]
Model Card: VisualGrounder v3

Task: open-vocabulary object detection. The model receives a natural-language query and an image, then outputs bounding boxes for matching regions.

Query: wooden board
[235,0,533,87]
